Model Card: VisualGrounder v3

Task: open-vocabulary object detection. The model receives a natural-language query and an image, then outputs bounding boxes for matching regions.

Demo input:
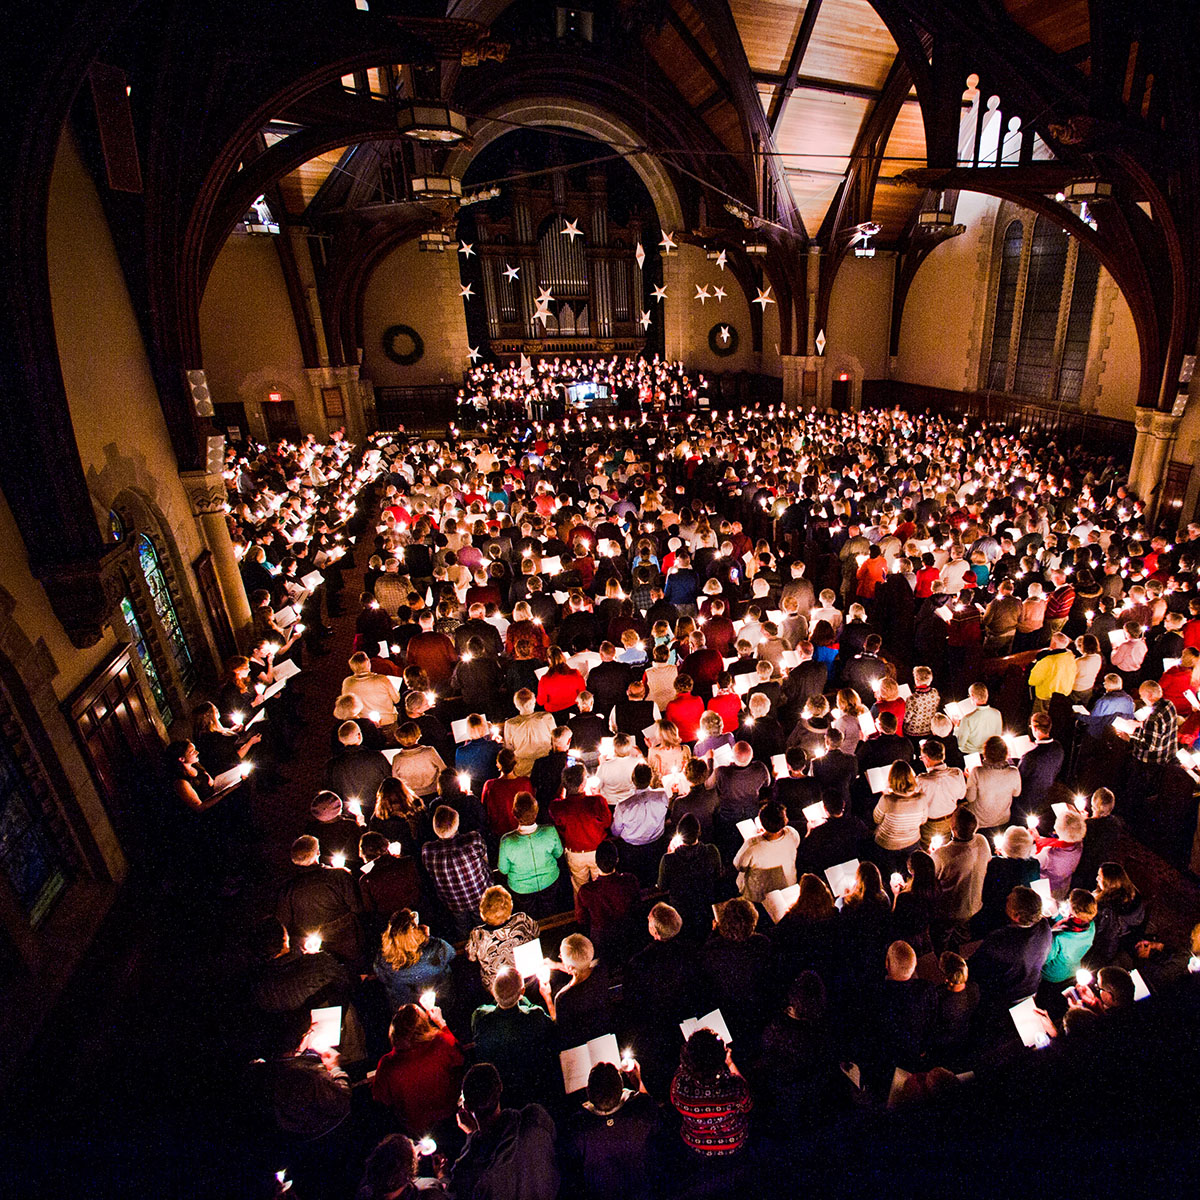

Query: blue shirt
[611,787,669,845]
[1079,690,1135,737]
[455,737,502,788]
[374,937,456,1012]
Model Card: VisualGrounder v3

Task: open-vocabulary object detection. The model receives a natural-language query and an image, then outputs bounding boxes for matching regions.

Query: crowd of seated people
[194,399,1200,1198]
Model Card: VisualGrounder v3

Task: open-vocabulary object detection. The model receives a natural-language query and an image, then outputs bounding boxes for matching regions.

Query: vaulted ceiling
[268,0,1093,250]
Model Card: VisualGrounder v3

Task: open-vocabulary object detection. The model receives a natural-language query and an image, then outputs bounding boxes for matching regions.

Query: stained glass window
[0,730,69,926]
[137,535,196,693]
[121,596,170,723]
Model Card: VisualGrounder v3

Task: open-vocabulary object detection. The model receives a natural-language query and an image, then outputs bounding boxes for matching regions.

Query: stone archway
[444,98,685,233]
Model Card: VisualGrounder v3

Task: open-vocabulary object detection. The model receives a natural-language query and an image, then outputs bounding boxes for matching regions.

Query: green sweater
[1040,922,1096,983]
[498,825,563,894]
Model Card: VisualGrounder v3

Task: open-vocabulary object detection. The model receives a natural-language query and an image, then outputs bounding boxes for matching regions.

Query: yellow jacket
[1028,649,1077,700]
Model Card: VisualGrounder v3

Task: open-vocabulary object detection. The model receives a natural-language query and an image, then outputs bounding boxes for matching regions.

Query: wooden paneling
[277,146,348,215]
[869,181,922,241]
[1001,0,1089,54]
[728,0,811,76]
[881,100,926,170]
[67,646,164,846]
[777,87,871,178]
[801,0,898,92]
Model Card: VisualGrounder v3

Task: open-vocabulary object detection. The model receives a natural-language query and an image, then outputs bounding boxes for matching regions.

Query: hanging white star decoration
[535,286,553,306]
[458,241,475,258]
[532,303,552,325]
[639,310,652,331]
[652,284,668,302]
[467,346,482,363]
[561,219,583,241]
[502,263,519,282]
[694,285,710,305]
[659,230,676,254]
[718,325,731,344]
[753,285,775,309]
[460,282,474,299]
[635,242,646,270]
[715,249,727,271]
[713,285,727,303]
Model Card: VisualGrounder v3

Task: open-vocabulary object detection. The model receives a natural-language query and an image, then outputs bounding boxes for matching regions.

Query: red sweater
[707,693,743,734]
[537,668,586,713]
[481,776,531,837]
[371,1028,464,1134]
[665,694,706,742]
[550,791,613,852]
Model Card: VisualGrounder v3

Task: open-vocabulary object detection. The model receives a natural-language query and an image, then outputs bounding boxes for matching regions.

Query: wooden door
[67,646,163,848]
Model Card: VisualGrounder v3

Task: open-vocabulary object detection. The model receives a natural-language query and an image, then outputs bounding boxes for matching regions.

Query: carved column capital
[179,469,231,517]
[1133,407,1156,434]
[36,543,133,650]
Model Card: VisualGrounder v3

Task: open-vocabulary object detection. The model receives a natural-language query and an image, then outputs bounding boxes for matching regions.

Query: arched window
[1014,217,1070,398]
[107,506,199,727]
[137,535,196,694]
[0,708,73,927]
[986,220,1024,390]
[984,212,1101,404]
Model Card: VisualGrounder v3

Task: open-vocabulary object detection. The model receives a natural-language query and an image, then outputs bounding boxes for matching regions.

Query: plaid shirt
[421,831,490,914]
[1131,698,1178,766]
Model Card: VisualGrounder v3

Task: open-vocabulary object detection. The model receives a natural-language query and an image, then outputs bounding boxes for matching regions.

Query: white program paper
[1010,997,1051,1049]
[824,858,860,899]
[308,1005,342,1054]
[559,1033,620,1094]
[680,1008,733,1046]
[512,939,545,979]
[762,884,801,924]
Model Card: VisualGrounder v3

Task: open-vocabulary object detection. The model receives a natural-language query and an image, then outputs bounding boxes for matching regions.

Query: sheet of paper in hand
[679,1009,733,1045]
[513,939,546,979]
[308,1006,342,1054]
[1009,997,1051,1049]
[824,858,859,899]
[559,1034,620,1094]
[866,766,891,794]
[762,885,801,924]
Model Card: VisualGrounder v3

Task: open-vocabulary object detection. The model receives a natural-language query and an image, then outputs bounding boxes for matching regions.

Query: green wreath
[382,323,425,366]
[708,322,739,357]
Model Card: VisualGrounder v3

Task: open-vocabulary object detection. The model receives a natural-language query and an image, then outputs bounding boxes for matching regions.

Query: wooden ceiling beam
[768,0,824,133]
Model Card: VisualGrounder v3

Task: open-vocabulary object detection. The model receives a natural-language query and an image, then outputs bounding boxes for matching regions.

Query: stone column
[180,469,252,649]
[306,364,366,442]
[1127,408,1153,492]
[1129,409,1181,518]
[781,354,824,410]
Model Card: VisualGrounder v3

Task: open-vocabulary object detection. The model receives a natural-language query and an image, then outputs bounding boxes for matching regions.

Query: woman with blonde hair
[465,884,541,990]
[873,761,928,876]
[647,719,691,783]
[374,908,456,1012]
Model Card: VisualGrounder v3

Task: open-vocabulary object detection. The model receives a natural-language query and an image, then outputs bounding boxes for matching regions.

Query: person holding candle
[1036,888,1098,1016]
[324,720,392,805]
[1034,808,1088,900]
[371,1001,465,1141]
[342,650,401,728]
[1085,863,1146,968]
[421,806,491,938]
[276,835,365,966]
[964,735,1023,834]
[872,761,929,878]
[374,908,456,1013]
[469,967,559,1110]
